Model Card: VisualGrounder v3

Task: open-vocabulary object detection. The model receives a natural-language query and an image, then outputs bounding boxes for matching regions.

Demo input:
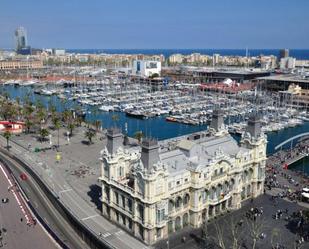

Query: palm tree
[76,116,83,127]
[62,110,72,123]
[39,128,49,143]
[52,117,61,148]
[85,128,96,145]
[0,102,17,120]
[67,123,75,137]
[3,130,11,150]
[24,118,33,134]
[134,131,144,143]
[24,103,34,118]
[93,120,102,132]
[36,108,47,126]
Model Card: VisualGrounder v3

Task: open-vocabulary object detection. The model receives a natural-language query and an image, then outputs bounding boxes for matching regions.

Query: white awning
[302,187,309,192]
[301,192,309,198]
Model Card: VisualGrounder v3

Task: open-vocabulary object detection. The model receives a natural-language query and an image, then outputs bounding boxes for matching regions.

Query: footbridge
[274,132,309,166]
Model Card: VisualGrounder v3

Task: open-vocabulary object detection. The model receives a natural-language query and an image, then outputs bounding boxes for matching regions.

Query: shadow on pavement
[87,184,102,211]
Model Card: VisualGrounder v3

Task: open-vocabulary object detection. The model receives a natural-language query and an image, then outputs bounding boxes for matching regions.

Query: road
[0,150,89,249]
[0,160,57,249]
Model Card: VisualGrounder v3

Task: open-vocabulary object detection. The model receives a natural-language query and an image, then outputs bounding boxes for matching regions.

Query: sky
[0,0,308,49]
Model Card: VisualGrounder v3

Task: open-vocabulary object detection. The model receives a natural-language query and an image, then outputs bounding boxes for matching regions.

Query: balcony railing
[211,173,226,181]
[108,178,145,200]
[208,193,230,205]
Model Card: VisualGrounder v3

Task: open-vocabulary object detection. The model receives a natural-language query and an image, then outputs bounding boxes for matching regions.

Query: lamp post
[164,215,172,249]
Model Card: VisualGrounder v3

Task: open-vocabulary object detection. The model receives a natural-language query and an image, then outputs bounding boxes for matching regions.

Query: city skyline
[0,0,309,49]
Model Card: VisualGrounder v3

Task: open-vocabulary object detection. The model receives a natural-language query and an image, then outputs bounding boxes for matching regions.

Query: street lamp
[164,215,172,249]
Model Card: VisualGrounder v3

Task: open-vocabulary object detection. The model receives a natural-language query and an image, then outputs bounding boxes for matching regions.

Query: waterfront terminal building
[99,112,267,244]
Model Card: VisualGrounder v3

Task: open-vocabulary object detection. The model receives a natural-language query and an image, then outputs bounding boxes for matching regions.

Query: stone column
[101,183,105,215]
[251,181,258,198]
[232,193,241,209]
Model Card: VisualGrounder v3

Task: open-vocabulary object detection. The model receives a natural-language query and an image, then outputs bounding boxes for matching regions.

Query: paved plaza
[1,126,148,249]
[1,126,309,249]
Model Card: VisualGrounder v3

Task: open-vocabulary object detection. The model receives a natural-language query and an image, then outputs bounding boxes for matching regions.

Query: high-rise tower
[15,27,31,55]
[15,27,28,51]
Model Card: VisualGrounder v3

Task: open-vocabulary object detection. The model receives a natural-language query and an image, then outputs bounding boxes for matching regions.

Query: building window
[128,219,133,230]
[128,198,133,212]
[105,186,110,201]
[185,178,188,182]
[156,228,162,238]
[122,195,126,208]
[168,200,174,213]
[202,190,208,203]
[176,180,180,185]
[122,214,126,225]
[156,209,165,223]
[104,165,109,178]
[168,182,173,190]
[184,194,190,206]
[138,204,144,221]
[118,166,123,177]
[175,196,182,209]
[115,192,119,205]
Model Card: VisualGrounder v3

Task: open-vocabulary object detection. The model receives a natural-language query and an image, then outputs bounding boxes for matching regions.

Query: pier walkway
[274,135,309,168]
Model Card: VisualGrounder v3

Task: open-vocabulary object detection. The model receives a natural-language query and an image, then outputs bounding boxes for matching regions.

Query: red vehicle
[20,173,28,181]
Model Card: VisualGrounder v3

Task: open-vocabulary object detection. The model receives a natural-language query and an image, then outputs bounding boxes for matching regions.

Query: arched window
[175,196,183,209]
[223,181,229,193]
[229,179,235,191]
[247,184,251,197]
[175,217,181,231]
[183,213,189,227]
[168,200,174,213]
[216,184,222,198]
[118,166,124,177]
[209,187,215,200]
[183,193,190,206]
[202,189,208,203]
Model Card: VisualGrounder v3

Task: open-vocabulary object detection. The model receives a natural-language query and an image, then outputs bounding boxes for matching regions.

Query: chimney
[246,114,261,138]
[210,109,224,132]
[106,127,123,155]
[141,138,160,171]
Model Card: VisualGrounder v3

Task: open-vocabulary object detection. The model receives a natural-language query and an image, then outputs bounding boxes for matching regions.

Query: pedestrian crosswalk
[100,232,111,238]
[99,230,124,239]
[115,230,124,236]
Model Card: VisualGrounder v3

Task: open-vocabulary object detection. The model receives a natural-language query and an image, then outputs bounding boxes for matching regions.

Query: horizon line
[2,47,309,50]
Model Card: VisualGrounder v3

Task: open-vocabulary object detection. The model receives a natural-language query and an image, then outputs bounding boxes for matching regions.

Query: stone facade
[99,114,267,245]
[0,59,43,70]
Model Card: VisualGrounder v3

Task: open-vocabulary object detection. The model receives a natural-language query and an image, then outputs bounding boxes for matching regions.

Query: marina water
[2,85,309,175]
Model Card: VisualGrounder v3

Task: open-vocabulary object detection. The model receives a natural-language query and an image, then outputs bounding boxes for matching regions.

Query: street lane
[0,151,89,249]
[0,162,57,249]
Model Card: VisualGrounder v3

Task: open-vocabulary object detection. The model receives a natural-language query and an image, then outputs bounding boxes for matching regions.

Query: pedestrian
[182,236,186,243]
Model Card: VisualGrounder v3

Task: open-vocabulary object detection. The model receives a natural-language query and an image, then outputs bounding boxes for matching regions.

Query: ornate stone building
[99,111,267,245]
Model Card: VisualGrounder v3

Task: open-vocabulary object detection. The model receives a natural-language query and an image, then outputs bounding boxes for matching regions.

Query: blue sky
[0,0,308,49]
